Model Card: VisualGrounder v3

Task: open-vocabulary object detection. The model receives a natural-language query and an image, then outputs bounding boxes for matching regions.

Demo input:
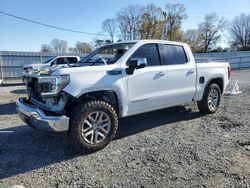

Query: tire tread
[197,83,221,114]
[69,100,118,151]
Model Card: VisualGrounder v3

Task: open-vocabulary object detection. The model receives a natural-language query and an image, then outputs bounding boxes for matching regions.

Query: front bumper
[16,97,69,132]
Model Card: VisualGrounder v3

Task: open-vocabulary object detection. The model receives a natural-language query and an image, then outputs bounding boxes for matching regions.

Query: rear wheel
[69,100,118,151]
[197,83,221,114]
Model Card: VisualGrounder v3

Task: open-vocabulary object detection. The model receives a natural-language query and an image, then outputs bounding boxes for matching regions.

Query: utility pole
[168,16,173,41]
[0,52,3,85]
[162,11,167,40]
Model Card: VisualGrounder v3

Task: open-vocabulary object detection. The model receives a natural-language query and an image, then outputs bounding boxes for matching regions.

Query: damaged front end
[26,74,70,114]
[16,71,71,132]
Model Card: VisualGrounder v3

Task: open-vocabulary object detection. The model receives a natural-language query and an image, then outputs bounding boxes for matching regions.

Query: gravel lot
[0,70,250,188]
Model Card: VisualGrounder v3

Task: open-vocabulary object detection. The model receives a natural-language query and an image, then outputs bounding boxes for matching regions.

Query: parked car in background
[16,40,231,151]
[22,56,80,80]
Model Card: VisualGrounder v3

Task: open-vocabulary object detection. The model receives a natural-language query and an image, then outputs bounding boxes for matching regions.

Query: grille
[27,77,42,100]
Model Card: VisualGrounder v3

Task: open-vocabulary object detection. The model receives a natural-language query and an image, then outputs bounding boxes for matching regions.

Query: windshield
[79,43,135,65]
[42,57,56,64]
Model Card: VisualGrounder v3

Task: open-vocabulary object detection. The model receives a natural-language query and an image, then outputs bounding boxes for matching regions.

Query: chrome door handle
[186,70,195,76]
[157,72,166,76]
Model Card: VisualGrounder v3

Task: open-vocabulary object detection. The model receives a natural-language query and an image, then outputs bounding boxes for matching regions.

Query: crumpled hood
[23,63,50,71]
[24,62,103,78]
[23,63,72,76]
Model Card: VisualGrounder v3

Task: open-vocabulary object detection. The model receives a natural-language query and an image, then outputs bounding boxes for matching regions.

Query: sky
[0,0,250,51]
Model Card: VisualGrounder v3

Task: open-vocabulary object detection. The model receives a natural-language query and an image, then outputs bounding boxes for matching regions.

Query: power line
[0,10,108,37]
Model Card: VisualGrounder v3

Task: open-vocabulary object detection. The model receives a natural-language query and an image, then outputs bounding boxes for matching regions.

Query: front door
[125,44,168,115]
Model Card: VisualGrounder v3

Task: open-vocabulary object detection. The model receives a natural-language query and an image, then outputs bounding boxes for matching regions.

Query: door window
[67,57,78,64]
[159,44,188,65]
[56,57,66,64]
[131,44,161,66]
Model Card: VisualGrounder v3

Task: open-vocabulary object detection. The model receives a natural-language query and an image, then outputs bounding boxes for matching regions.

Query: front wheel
[197,83,221,114]
[69,100,119,151]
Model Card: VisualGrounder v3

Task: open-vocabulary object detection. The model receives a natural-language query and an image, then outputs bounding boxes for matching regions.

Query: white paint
[0,131,14,133]
[54,40,230,117]
[26,40,230,118]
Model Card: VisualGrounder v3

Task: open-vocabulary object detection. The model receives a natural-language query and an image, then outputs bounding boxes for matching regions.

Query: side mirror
[126,58,147,74]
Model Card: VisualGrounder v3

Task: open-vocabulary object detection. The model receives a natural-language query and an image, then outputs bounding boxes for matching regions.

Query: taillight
[228,66,232,79]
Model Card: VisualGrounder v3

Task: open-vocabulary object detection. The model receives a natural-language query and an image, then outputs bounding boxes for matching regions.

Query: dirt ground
[0,70,249,188]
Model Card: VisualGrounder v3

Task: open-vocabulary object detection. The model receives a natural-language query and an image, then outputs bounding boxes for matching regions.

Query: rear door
[159,44,196,106]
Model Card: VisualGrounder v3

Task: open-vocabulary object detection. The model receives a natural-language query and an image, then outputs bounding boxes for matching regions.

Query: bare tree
[230,13,250,49]
[68,47,77,53]
[75,42,92,54]
[102,18,117,43]
[116,4,143,41]
[139,4,164,39]
[164,3,187,40]
[184,29,203,52]
[50,38,68,53]
[40,44,53,53]
[199,13,227,52]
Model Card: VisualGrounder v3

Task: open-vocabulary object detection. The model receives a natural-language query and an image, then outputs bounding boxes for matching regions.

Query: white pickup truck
[16,40,231,151]
[23,55,80,77]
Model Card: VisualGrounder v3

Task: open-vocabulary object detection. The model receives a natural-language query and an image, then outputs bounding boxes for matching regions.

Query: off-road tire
[69,100,119,151]
[197,83,221,114]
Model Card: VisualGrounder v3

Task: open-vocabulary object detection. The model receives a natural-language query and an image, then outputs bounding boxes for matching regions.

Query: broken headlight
[37,75,70,96]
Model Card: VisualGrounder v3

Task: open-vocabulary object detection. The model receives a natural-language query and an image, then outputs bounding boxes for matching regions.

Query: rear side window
[160,44,188,65]
[67,57,78,64]
[131,44,160,66]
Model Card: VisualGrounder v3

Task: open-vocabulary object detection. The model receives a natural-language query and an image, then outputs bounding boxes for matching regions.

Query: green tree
[139,4,164,39]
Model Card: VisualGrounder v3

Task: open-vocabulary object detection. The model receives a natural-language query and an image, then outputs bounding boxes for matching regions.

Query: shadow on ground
[0,83,25,87]
[0,102,17,115]
[0,105,203,179]
[117,106,202,139]
[10,89,26,94]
